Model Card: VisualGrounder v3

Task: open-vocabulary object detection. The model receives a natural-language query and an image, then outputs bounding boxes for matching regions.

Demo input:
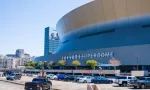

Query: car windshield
[146,78,150,81]
[96,76,104,78]
[77,76,84,78]
[133,77,137,80]
[68,75,74,77]
[32,78,45,82]
[78,76,84,78]
[59,74,65,76]
[138,77,145,80]
[94,77,101,79]
[118,76,127,79]
[101,78,107,80]
[10,74,15,76]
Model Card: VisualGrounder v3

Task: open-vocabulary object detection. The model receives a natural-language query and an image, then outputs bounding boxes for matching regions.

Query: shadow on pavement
[129,87,150,90]
[112,85,131,87]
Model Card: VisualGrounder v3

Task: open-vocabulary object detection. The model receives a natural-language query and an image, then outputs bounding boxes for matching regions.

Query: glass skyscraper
[44,27,60,56]
[44,27,50,56]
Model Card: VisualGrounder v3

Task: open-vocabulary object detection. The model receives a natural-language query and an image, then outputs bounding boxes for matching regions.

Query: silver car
[78,76,94,83]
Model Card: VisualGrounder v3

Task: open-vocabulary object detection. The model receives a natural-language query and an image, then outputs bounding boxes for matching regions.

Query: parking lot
[50,80,146,90]
[50,80,130,90]
[0,76,148,90]
[0,81,23,90]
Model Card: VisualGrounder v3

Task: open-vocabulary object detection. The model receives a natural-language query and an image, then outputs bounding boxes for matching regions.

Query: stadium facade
[34,0,150,71]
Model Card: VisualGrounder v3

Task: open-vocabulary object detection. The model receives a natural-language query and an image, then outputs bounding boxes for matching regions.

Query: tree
[49,61,55,69]
[31,62,37,67]
[39,61,45,67]
[86,60,98,70]
[72,60,81,69]
[58,60,66,69]
[24,62,31,67]
[24,62,37,68]
[109,58,121,70]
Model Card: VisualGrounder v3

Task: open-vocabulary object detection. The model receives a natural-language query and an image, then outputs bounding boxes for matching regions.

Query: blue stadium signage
[61,52,114,60]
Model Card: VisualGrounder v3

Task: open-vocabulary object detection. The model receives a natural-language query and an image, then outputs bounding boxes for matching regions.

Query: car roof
[67,75,74,76]
[58,74,65,75]
[47,74,54,75]
[144,77,150,78]
[33,78,45,79]
[95,76,105,78]
[12,73,21,74]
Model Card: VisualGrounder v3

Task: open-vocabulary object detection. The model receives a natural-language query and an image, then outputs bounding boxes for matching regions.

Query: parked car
[77,76,93,83]
[74,75,84,82]
[46,74,57,80]
[25,78,52,90]
[115,76,136,87]
[106,76,119,83]
[64,75,75,81]
[57,74,66,80]
[6,73,22,80]
[132,77,150,89]
[91,77,113,84]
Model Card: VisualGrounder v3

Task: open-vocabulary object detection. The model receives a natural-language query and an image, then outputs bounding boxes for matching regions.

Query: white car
[46,74,57,80]
[115,76,137,86]
[78,76,93,83]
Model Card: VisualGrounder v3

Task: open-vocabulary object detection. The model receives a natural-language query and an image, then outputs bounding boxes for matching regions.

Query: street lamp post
[98,63,102,76]
[40,61,47,77]
[136,56,139,71]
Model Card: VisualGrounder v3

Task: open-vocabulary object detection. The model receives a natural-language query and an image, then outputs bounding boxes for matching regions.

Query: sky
[0,0,93,56]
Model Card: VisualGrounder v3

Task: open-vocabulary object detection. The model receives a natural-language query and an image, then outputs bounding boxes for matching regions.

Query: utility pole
[98,63,102,76]
[41,61,47,77]
[136,56,139,71]
[42,62,44,77]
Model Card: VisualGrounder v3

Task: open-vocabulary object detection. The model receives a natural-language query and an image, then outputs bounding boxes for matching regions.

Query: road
[0,81,24,90]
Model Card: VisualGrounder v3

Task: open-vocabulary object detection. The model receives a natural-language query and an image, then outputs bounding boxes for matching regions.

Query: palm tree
[49,61,55,69]
[24,62,31,67]
[58,60,66,69]
[72,60,81,69]
[31,62,37,68]
[86,60,98,70]
[39,61,45,68]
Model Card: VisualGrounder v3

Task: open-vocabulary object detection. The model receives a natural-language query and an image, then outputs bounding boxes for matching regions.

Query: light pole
[40,61,47,77]
[136,56,139,71]
[98,63,102,76]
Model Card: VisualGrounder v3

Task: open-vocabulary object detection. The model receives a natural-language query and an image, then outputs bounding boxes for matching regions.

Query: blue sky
[0,0,92,56]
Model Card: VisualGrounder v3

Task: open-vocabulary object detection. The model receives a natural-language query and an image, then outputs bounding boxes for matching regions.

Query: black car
[133,77,150,89]
[25,78,52,90]
[64,75,75,81]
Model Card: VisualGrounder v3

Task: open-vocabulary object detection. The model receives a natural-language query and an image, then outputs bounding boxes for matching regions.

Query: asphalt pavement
[0,77,148,90]
[0,81,24,90]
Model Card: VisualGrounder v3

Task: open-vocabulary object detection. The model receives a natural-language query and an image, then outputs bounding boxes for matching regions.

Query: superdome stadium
[33,0,150,71]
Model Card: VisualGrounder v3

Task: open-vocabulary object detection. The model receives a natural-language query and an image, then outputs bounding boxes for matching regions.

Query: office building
[44,27,60,55]
[16,49,24,58]
[44,27,50,56]
[1,49,34,69]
